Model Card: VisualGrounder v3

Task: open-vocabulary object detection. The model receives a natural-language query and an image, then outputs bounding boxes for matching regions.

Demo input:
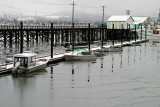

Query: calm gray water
[1,36,160,107]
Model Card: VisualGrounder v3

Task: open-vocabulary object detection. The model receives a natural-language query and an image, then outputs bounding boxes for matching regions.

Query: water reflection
[120,53,122,68]
[134,47,136,62]
[140,45,142,60]
[112,54,114,72]
[100,58,103,69]
[2,38,160,107]
[50,67,54,99]
[128,47,130,65]
[71,63,74,88]
[11,69,47,106]
[88,62,90,82]
[100,57,104,77]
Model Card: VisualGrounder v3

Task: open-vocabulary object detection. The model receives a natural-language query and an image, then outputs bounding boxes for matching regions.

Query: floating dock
[0,39,149,75]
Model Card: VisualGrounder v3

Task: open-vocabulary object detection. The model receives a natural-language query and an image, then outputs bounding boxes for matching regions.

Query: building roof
[14,52,37,58]
[107,15,133,22]
[133,17,148,24]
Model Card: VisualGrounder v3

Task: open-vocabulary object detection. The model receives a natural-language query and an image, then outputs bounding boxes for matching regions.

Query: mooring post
[105,25,108,41]
[69,30,72,45]
[36,30,38,44]
[61,29,64,46]
[4,31,6,48]
[42,31,44,43]
[106,26,109,41]
[20,22,23,53]
[102,24,104,48]
[17,30,20,44]
[9,30,12,46]
[127,23,128,41]
[51,23,54,58]
[15,31,17,44]
[121,24,123,45]
[129,24,130,43]
[112,24,114,46]
[135,24,136,42]
[65,30,69,48]
[88,23,91,51]
[141,24,142,40]
[27,31,29,43]
[72,23,75,51]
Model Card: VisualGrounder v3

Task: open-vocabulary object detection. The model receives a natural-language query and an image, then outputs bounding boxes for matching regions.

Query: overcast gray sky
[0,0,159,18]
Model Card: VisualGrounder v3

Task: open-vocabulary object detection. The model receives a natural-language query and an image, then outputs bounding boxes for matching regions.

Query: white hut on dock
[132,16,151,28]
[107,15,134,29]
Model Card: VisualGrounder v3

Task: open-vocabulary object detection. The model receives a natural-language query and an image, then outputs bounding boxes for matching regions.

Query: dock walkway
[0,39,149,75]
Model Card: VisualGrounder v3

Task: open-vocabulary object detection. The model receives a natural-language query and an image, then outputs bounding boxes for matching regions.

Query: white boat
[12,51,48,73]
[64,52,96,61]
[93,49,105,57]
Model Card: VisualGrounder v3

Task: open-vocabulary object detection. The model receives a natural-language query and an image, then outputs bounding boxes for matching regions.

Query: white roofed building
[107,15,134,29]
[132,16,151,28]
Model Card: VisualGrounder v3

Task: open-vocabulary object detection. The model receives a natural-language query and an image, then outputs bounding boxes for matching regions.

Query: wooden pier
[0,23,136,48]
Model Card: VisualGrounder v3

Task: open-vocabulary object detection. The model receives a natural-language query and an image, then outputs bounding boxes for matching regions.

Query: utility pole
[21,12,23,22]
[101,6,105,24]
[101,6,105,48]
[35,10,37,25]
[70,1,76,51]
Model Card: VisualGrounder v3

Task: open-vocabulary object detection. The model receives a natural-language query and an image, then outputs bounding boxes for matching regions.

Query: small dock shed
[107,15,134,29]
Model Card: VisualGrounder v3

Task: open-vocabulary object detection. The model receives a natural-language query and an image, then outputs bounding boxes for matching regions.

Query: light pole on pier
[101,6,105,48]
[70,1,76,51]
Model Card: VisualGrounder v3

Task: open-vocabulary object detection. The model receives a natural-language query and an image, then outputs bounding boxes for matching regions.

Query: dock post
[9,30,12,46]
[127,23,129,41]
[129,24,130,43]
[88,23,91,51]
[135,24,136,42]
[61,29,64,46]
[102,24,104,48]
[27,31,29,44]
[17,30,20,44]
[121,24,123,45]
[51,23,54,58]
[69,30,72,45]
[15,31,17,44]
[72,23,75,51]
[141,24,142,40]
[4,31,6,48]
[112,24,114,46]
[20,22,23,53]
[36,30,38,44]
[42,30,44,43]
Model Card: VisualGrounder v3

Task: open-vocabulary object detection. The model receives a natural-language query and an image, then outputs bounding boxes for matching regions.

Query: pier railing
[0,25,101,30]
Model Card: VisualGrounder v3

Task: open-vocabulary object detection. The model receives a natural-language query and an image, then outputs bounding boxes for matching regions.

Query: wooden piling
[72,23,75,51]
[135,24,136,42]
[51,23,54,58]
[141,24,142,40]
[20,22,23,53]
[88,23,90,51]
[102,24,104,47]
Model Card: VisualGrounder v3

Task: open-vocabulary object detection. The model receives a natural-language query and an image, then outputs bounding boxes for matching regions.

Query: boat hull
[64,55,96,61]
[94,52,105,57]
[13,62,47,73]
